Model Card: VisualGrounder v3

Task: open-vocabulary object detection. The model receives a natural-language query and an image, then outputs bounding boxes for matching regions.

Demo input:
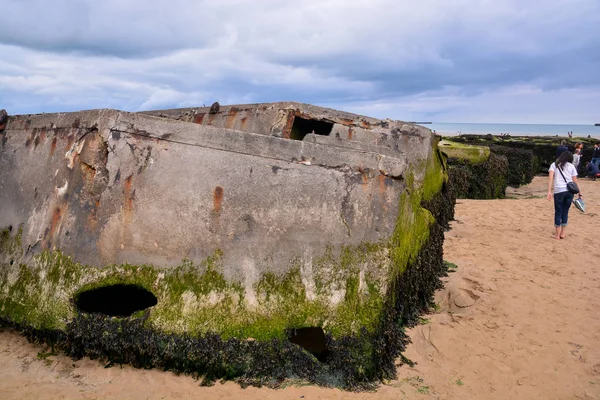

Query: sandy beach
[1,176,599,400]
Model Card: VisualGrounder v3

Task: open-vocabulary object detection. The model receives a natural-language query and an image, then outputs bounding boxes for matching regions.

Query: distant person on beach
[547,151,582,240]
[556,140,568,158]
[573,142,583,169]
[592,142,600,166]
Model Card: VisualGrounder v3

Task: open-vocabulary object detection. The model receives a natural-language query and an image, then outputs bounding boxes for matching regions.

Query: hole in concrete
[289,327,329,362]
[290,117,333,141]
[75,284,157,317]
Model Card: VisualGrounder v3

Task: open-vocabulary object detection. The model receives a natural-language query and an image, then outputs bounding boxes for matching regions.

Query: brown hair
[557,150,573,169]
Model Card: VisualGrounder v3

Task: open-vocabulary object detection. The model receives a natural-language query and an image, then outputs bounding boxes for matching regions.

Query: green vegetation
[0,242,385,340]
[446,151,508,199]
[438,140,490,164]
[443,134,596,175]
[444,260,458,270]
[417,385,430,394]
[0,229,410,341]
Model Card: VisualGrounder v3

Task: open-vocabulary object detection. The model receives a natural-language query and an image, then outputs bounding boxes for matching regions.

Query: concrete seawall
[0,102,453,388]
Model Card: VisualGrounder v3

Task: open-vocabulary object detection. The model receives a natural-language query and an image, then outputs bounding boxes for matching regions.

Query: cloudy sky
[0,0,599,123]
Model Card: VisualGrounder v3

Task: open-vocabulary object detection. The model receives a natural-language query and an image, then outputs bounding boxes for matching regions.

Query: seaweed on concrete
[445,135,597,175]
[489,145,535,187]
[447,152,509,199]
[0,151,455,391]
[0,182,453,390]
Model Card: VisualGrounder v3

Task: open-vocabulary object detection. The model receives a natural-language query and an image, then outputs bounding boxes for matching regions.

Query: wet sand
[1,176,599,399]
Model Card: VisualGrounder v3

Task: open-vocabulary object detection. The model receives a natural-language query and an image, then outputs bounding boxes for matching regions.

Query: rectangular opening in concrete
[290,117,333,140]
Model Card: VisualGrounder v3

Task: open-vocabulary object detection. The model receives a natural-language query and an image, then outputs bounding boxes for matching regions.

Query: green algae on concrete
[0,135,451,390]
[2,166,443,336]
[0,234,398,341]
[438,140,490,164]
[0,232,383,341]
[439,138,510,199]
[0,136,448,347]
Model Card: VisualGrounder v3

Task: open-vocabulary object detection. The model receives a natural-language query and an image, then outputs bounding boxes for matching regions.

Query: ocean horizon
[421,122,600,138]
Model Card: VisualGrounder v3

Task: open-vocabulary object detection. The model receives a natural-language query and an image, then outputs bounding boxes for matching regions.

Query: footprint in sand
[450,288,480,309]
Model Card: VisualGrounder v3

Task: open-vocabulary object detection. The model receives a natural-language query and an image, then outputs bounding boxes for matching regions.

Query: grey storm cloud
[0,0,599,122]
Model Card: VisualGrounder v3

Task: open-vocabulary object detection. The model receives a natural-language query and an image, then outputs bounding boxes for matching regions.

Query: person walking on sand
[547,151,582,239]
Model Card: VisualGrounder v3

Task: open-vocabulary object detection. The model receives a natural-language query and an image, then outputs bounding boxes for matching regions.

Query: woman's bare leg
[553,226,561,239]
[560,226,566,239]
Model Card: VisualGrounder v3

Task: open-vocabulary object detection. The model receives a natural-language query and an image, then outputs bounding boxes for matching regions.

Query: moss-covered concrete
[438,140,490,164]
[0,135,452,390]
[438,139,511,199]
[444,134,597,175]
[0,242,387,341]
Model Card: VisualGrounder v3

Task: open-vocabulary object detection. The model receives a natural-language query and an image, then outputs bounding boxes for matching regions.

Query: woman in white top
[547,151,582,239]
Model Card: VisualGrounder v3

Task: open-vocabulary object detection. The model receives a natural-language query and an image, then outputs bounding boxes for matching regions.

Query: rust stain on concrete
[207,113,217,125]
[378,174,387,195]
[25,130,34,148]
[282,111,296,139]
[50,207,63,237]
[87,200,100,232]
[43,205,67,248]
[225,110,238,129]
[124,175,134,208]
[360,168,370,184]
[49,136,58,157]
[193,113,205,124]
[66,133,75,150]
[123,175,135,223]
[213,186,224,213]
[80,161,96,183]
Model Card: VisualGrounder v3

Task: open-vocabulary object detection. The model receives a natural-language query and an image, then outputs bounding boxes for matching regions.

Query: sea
[420,123,600,138]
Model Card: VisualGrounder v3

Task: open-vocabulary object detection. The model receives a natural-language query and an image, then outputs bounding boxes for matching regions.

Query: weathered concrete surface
[142,101,405,142]
[0,107,423,269]
[0,102,450,387]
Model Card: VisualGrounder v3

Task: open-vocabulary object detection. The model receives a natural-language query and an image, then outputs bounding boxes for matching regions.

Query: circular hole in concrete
[288,327,329,362]
[75,284,157,317]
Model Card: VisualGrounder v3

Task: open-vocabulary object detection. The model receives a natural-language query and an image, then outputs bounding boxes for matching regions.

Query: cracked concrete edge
[7,109,413,178]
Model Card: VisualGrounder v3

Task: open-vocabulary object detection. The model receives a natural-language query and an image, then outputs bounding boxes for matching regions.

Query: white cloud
[0,0,598,122]
[335,85,600,124]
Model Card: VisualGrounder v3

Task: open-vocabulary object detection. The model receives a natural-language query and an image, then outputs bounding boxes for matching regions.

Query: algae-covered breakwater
[0,103,454,389]
[439,135,595,199]
[438,140,510,199]
[446,134,598,173]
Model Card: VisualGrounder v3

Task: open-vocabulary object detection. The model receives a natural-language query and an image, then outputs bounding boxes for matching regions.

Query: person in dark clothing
[592,142,600,165]
[556,140,569,158]
[586,161,600,180]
